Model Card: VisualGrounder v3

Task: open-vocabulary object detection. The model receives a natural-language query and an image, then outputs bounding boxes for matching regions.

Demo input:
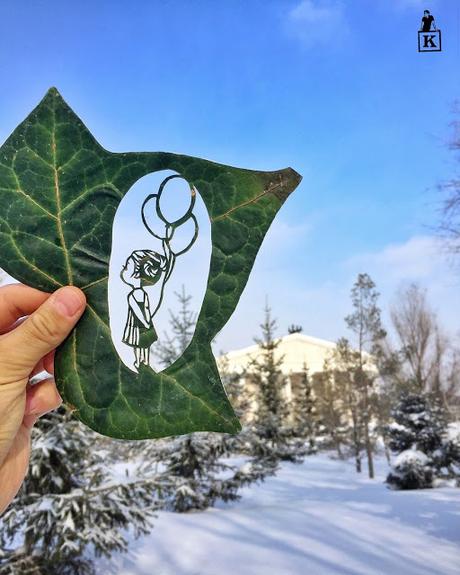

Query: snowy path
[102,455,460,575]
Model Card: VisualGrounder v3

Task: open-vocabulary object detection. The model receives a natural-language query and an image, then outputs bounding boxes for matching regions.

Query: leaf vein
[0,222,61,287]
[0,186,57,219]
[51,101,73,285]
[81,276,108,291]
[61,182,122,213]
[211,180,283,222]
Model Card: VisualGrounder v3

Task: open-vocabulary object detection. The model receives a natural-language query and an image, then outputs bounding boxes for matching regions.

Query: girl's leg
[134,348,150,368]
[142,347,149,366]
[138,347,149,367]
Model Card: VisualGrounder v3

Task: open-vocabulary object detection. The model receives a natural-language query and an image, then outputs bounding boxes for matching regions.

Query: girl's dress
[122,288,158,349]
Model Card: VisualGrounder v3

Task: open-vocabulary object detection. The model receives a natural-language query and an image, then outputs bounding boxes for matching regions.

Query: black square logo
[418,29,442,52]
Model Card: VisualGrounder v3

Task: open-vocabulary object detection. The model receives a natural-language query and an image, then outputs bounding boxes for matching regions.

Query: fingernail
[52,288,84,317]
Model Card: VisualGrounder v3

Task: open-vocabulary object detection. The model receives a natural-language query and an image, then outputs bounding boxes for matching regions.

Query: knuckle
[27,311,62,345]
[0,340,26,383]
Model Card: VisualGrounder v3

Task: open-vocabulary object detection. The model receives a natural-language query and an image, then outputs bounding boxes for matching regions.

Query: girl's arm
[128,293,150,328]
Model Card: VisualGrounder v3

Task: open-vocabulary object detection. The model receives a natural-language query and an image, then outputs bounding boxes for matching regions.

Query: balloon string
[154,238,177,316]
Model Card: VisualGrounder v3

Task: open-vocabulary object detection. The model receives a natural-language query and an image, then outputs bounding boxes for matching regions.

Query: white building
[218,333,338,411]
[219,332,337,376]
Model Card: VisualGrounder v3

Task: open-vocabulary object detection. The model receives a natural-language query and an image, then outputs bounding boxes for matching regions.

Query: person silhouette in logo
[421,10,436,32]
[120,249,168,369]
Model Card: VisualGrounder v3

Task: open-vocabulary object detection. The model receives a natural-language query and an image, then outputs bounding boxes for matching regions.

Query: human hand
[0,284,86,514]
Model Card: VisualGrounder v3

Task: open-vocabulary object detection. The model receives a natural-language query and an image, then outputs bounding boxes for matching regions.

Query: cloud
[285,0,349,48]
[344,235,443,282]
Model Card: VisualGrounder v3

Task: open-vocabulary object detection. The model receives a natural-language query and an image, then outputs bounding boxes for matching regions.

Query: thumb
[2,286,86,377]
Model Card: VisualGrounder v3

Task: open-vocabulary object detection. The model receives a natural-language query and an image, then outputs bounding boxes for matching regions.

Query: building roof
[218,332,337,376]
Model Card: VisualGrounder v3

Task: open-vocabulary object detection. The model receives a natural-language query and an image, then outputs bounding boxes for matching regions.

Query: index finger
[0,284,51,332]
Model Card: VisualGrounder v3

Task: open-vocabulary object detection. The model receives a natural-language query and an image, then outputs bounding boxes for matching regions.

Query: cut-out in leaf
[0,88,302,439]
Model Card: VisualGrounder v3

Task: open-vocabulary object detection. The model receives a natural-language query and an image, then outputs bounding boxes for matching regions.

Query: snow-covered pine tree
[246,304,306,464]
[151,287,269,512]
[386,392,448,489]
[0,408,166,575]
[441,422,460,484]
[218,351,280,485]
[292,363,317,453]
[155,432,269,512]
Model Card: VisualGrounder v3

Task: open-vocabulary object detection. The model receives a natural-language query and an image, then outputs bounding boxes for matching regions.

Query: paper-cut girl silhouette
[120,175,198,372]
[120,249,167,369]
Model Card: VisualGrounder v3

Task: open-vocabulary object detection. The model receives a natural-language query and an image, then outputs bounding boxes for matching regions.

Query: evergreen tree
[367,335,405,465]
[292,364,317,453]
[315,357,348,459]
[154,285,196,367]
[441,422,460,481]
[0,408,165,575]
[333,338,364,472]
[156,433,268,512]
[247,304,306,464]
[345,273,386,479]
[152,289,269,511]
[386,393,449,489]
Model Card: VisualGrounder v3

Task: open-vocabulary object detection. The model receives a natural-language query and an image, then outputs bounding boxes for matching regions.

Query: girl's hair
[128,250,167,284]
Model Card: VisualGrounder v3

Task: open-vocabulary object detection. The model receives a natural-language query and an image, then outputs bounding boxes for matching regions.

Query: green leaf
[0,88,301,439]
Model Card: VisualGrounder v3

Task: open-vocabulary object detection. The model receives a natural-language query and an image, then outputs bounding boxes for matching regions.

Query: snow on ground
[100,454,460,575]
